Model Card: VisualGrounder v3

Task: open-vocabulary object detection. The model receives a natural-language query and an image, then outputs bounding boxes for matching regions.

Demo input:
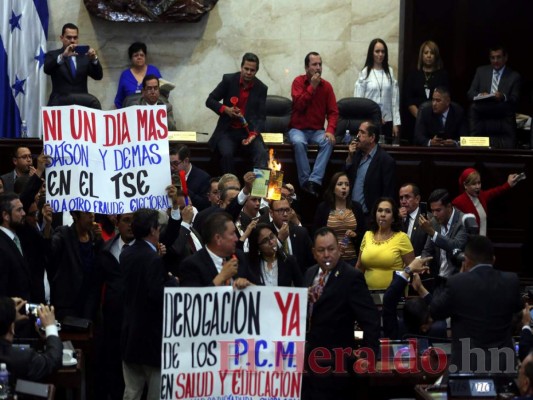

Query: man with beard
[0,193,31,299]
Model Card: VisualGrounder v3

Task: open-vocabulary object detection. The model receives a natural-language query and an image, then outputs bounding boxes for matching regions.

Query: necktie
[441,114,446,129]
[282,238,290,255]
[308,270,328,318]
[403,215,410,233]
[69,57,76,78]
[121,243,129,252]
[13,235,23,255]
[491,70,499,94]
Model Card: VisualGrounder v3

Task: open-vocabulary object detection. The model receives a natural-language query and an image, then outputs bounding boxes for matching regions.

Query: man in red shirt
[289,52,339,197]
[205,53,268,174]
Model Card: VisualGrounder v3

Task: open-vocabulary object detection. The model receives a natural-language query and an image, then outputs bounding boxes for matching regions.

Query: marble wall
[46,0,400,140]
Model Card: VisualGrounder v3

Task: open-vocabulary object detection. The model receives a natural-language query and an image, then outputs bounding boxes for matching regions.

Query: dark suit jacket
[0,170,16,193]
[187,165,211,211]
[467,65,521,105]
[44,48,103,105]
[304,261,380,352]
[242,254,303,287]
[206,72,267,150]
[120,240,177,367]
[270,222,314,274]
[414,102,467,146]
[0,336,62,381]
[160,216,202,277]
[407,209,428,257]
[431,264,522,372]
[346,145,396,213]
[382,272,447,341]
[179,248,248,287]
[0,230,31,299]
[421,209,468,277]
[47,225,104,320]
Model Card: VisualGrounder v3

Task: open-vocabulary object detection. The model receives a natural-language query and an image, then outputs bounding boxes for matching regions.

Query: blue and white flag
[1,0,48,138]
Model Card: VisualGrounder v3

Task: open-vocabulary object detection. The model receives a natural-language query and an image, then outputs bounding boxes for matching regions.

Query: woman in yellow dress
[356,197,415,290]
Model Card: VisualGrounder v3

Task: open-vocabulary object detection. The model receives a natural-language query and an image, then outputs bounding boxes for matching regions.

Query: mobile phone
[75,45,90,55]
[515,172,526,183]
[419,202,428,216]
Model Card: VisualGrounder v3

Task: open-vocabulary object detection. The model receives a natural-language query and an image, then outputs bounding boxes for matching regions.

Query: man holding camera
[44,22,103,108]
[420,188,468,280]
[0,297,62,380]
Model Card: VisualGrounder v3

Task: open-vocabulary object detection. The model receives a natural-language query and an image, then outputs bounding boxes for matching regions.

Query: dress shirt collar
[239,75,255,90]
[205,245,225,273]
[0,226,15,240]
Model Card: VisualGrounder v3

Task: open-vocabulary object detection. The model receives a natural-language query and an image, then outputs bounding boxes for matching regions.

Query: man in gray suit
[420,188,468,279]
[398,183,427,256]
[0,146,33,194]
[467,45,521,148]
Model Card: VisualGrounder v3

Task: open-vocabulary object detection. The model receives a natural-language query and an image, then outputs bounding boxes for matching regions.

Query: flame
[268,148,281,171]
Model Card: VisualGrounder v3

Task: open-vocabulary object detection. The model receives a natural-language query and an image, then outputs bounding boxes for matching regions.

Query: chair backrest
[335,97,382,143]
[468,102,516,149]
[56,93,102,110]
[15,379,55,400]
[264,95,292,135]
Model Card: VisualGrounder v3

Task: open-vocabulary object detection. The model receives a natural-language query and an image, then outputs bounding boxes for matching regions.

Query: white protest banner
[162,286,307,400]
[41,105,171,214]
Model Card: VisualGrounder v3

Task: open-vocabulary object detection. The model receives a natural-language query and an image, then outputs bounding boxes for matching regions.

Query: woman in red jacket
[452,168,521,235]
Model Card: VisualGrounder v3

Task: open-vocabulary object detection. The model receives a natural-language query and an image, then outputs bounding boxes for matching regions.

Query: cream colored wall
[46,0,400,140]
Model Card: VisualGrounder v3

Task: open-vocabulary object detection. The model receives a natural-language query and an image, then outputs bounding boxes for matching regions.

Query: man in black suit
[0,146,33,194]
[414,86,467,146]
[303,227,379,400]
[0,297,62,381]
[205,52,268,174]
[431,235,522,373]
[121,209,178,400]
[420,189,468,280]
[180,212,249,287]
[346,120,396,216]
[399,183,428,256]
[161,186,203,278]
[269,197,314,274]
[44,23,103,107]
[169,145,211,211]
[0,193,31,300]
[94,213,134,400]
[467,45,521,148]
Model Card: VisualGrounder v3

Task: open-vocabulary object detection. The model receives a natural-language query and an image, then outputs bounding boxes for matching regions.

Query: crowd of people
[0,20,531,400]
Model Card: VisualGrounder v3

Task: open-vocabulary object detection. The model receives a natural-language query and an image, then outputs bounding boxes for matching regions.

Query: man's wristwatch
[404,266,413,276]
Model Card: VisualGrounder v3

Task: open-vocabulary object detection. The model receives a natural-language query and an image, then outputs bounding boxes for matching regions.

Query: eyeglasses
[272,208,291,214]
[170,160,183,167]
[258,233,277,246]
[16,154,32,159]
[144,86,159,92]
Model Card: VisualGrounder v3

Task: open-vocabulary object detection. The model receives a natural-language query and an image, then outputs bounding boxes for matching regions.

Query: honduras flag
[1,0,48,138]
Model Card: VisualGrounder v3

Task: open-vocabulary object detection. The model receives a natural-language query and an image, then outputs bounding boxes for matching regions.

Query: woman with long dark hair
[312,172,365,266]
[355,38,400,142]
